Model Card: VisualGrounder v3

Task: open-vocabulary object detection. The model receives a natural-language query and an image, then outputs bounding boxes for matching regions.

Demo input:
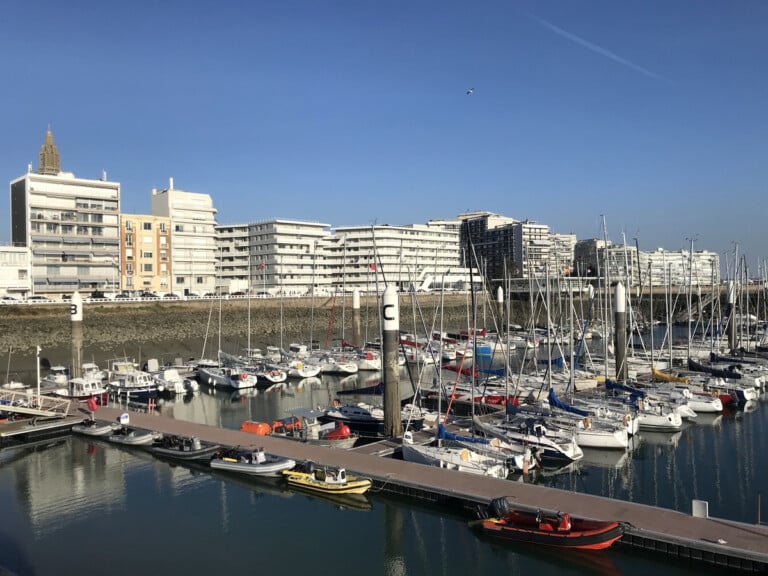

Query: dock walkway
[83,406,767,571]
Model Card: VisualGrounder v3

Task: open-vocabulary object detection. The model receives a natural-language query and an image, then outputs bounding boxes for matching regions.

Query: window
[126,263,133,275]
[126,248,133,260]
[196,277,204,284]
[126,221,133,230]
[143,235,153,244]
[160,263,167,273]
[126,234,133,246]
[143,263,153,272]
[160,250,167,260]
[175,224,184,232]
[142,251,153,259]
[160,236,167,246]
[160,223,167,233]
[176,277,185,284]
[143,222,152,230]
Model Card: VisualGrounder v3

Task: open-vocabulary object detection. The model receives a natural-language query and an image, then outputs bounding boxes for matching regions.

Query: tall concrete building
[151,179,217,296]
[9,129,120,297]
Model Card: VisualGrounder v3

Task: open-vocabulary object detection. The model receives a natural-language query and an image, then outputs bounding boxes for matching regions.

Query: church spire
[37,126,61,175]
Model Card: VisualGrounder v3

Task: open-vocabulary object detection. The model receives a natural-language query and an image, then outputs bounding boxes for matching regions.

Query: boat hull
[474,517,624,550]
[282,470,371,495]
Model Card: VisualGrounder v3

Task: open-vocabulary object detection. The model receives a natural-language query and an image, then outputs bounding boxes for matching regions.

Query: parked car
[114,292,132,300]
[163,293,180,299]
[230,291,246,297]
[90,290,106,299]
[139,291,158,299]
[0,295,18,303]
[26,295,49,302]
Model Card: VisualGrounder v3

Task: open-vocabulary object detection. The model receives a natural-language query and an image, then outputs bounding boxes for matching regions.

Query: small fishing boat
[149,434,221,460]
[282,462,372,495]
[107,426,163,446]
[72,417,120,437]
[209,447,296,476]
[471,497,624,551]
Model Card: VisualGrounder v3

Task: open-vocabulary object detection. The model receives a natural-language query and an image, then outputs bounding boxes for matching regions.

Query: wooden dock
[66,405,768,572]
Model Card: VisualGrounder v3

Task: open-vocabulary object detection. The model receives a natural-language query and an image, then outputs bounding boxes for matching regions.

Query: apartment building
[119,214,172,293]
[9,129,120,297]
[151,179,217,296]
[0,245,31,298]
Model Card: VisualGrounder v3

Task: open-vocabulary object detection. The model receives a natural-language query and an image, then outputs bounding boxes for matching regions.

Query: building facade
[0,246,31,298]
[9,130,120,297]
[151,179,217,296]
[119,214,172,293]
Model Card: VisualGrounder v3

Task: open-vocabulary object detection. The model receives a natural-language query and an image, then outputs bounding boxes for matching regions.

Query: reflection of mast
[384,501,406,576]
[219,480,229,532]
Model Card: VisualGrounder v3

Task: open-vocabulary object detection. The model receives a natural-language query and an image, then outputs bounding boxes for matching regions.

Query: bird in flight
[466,87,474,95]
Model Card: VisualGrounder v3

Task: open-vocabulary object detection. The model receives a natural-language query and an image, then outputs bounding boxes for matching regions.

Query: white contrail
[529,13,665,82]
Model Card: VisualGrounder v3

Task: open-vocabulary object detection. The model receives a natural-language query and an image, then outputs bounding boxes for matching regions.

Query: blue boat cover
[547,388,590,417]
[437,424,489,445]
[605,378,646,398]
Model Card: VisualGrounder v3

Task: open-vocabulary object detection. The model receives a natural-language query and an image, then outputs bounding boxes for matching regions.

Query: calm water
[1,371,764,575]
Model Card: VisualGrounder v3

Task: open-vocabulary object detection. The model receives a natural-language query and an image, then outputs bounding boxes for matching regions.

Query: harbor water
[1,370,765,575]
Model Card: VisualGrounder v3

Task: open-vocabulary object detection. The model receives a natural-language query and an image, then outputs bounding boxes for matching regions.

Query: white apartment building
[328,221,468,293]
[151,179,217,296]
[215,219,331,295]
[0,246,31,298]
[639,248,720,287]
[213,219,467,295]
[9,130,120,297]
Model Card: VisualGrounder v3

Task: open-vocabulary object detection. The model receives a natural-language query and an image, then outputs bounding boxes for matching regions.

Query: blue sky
[1,1,766,273]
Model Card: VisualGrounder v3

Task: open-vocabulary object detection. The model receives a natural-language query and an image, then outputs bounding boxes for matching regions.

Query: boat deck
[74,406,768,570]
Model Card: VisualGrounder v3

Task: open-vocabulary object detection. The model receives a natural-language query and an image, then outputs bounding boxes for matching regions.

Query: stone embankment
[0,294,534,372]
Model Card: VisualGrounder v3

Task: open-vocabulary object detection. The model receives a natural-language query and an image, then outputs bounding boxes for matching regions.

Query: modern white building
[0,245,31,298]
[639,248,720,287]
[9,129,120,297]
[215,219,331,295]
[328,220,469,293]
[151,179,218,296]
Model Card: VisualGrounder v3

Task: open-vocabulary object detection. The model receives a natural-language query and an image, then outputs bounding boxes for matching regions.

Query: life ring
[623,414,631,427]
[241,373,248,381]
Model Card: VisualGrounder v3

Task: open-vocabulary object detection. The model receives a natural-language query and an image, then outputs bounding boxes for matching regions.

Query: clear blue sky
[2,1,766,273]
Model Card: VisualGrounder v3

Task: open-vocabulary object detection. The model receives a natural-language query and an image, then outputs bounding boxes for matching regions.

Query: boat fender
[623,414,631,427]
[582,417,591,429]
[489,497,510,518]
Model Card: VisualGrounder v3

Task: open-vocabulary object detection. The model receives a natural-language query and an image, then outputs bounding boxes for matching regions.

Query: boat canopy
[547,388,589,417]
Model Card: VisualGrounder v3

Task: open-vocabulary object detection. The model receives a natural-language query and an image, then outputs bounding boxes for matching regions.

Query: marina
[1,381,766,574]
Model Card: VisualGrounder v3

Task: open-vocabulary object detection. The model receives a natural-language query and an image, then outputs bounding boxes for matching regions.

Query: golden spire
[37,127,61,175]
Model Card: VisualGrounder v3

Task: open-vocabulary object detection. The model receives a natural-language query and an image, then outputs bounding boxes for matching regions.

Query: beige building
[119,214,172,293]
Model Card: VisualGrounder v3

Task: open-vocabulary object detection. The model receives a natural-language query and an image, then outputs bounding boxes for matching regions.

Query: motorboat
[107,426,163,446]
[148,434,221,460]
[107,370,158,402]
[72,418,120,437]
[49,377,108,401]
[241,408,359,449]
[318,401,424,438]
[282,462,372,495]
[471,497,625,550]
[209,447,296,476]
